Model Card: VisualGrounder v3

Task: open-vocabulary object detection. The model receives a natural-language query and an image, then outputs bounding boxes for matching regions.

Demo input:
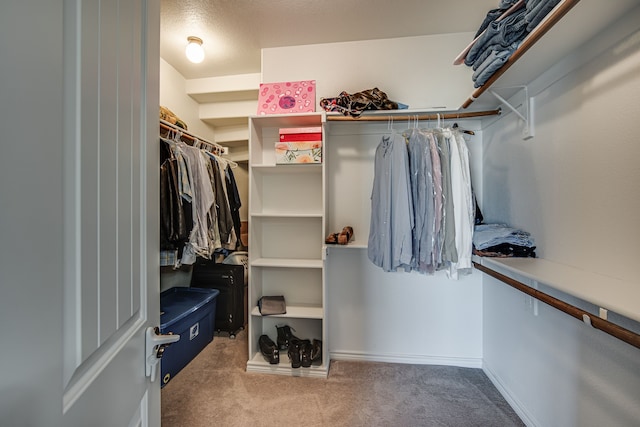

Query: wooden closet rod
[160,119,227,155]
[462,0,581,108]
[473,261,640,350]
[326,109,501,122]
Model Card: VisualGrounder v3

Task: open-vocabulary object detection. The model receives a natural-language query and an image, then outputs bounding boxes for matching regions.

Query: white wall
[262,33,474,111]
[160,58,216,139]
[481,7,640,426]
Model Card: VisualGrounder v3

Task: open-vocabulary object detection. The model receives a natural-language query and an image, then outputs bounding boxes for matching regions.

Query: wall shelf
[476,257,639,324]
[475,257,640,351]
[250,305,323,319]
[251,258,324,268]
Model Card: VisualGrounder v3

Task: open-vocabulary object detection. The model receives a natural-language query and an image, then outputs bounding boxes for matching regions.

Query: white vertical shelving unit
[246,113,329,377]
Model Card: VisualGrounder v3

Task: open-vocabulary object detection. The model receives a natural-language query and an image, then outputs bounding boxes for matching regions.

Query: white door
[0,1,161,426]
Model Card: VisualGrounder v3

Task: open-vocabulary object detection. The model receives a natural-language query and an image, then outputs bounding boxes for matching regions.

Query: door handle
[145,326,180,382]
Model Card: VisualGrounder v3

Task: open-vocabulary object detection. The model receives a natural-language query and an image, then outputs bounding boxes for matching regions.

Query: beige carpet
[161,330,524,426]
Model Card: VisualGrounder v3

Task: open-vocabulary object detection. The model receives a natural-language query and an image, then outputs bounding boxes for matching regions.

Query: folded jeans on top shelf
[471,43,519,88]
[465,8,528,67]
[525,0,561,32]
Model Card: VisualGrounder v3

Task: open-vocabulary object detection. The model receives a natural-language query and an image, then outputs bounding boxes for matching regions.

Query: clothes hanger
[214,155,239,169]
[452,121,476,136]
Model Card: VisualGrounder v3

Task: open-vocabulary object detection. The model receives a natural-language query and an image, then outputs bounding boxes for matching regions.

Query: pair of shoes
[276,325,299,351]
[325,226,354,245]
[259,335,279,365]
[337,226,354,245]
[289,338,322,368]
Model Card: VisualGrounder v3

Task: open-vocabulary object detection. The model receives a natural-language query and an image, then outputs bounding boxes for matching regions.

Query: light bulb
[185,36,204,63]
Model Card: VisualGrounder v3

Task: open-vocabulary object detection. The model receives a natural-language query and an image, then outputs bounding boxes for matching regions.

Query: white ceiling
[160,0,500,80]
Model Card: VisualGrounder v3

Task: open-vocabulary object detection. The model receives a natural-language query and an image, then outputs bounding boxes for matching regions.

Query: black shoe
[259,334,279,365]
[276,325,299,351]
[310,339,322,363]
[288,339,302,368]
[300,339,312,368]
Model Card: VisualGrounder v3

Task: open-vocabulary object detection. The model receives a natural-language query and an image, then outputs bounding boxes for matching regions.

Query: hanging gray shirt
[368,132,414,272]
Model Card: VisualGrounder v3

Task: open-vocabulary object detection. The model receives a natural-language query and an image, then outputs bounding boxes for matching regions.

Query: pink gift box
[257,80,316,115]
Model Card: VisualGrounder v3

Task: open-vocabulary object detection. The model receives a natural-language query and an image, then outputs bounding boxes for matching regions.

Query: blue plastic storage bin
[160,287,219,387]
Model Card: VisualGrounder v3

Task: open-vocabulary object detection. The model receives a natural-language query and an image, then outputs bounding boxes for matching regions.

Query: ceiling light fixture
[185,36,204,64]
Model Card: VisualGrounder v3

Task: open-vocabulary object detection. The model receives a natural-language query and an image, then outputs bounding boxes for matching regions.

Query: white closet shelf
[325,241,367,250]
[251,258,323,269]
[250,113,325,130]
[251,304,323,319]
[476,257,639,324]
[251,163,323,173]
[251,212,323,219]
[247,352,329,378]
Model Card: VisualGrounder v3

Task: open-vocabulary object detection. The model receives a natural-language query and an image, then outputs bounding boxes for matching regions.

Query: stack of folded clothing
[524,0,562,32]
[473,223,536,257]
[463,0,561,88]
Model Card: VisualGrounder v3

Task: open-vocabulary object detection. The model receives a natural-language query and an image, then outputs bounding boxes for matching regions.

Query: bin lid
[160,287,219,329]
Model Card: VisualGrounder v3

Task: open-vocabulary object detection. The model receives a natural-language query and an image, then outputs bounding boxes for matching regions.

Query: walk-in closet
[2,1,639,426]
[158,1,640,425]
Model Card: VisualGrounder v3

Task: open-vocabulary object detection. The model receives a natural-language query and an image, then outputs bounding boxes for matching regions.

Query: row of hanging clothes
[160,122,242,268]
[368,117,481,279]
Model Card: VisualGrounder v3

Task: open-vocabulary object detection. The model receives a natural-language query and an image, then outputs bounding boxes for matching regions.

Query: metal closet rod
[326,109,501,122]
[473,261,640,350]
[160,119,226,154]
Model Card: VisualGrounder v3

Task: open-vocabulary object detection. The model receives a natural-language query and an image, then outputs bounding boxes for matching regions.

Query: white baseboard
[329,350,482,369]
[482,360,538,427]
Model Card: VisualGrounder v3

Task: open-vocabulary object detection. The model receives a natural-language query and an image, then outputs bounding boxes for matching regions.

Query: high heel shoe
[276,325,299,351]
[258,334,279,365]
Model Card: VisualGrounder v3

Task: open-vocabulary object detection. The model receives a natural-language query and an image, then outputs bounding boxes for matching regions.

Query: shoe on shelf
[258,334,279,365]
[337,226,354,245]
[300,339,312,368]
[288,339,302,369]
[276,324,299,351]
[311,339,322,363]
[325,232,339,244]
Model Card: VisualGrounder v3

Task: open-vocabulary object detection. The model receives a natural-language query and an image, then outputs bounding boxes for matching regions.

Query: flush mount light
[185,36,204,63]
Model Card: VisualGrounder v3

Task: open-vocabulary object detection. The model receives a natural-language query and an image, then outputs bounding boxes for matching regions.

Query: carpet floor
[161,330,524,427]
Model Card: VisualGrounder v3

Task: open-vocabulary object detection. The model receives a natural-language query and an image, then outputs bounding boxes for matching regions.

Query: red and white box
[279,126,322,142]
[257,80,316,115]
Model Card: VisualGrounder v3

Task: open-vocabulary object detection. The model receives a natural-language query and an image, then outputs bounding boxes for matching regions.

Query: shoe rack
[246,112,328,377]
